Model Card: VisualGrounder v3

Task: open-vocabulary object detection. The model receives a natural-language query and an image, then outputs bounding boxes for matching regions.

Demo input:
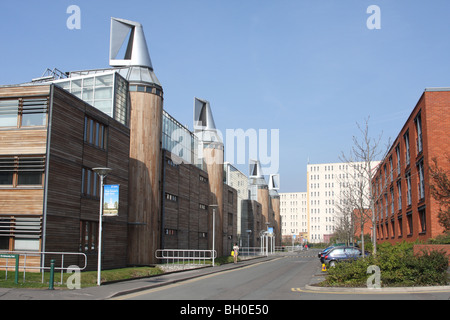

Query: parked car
[318,246,336,263]
[323,246,369,267]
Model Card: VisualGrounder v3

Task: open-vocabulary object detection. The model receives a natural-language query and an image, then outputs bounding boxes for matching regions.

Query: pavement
[0,252,449,300]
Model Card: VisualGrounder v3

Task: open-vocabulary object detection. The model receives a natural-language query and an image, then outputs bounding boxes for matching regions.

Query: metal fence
[0,251,87,284]
[155,249,216,266]
[238,247,263,256]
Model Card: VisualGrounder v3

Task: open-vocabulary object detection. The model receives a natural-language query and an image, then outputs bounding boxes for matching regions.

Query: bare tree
[429,155,450,232]
[334,177,357,245]
[335,160,373,254]
[340,117,389,255]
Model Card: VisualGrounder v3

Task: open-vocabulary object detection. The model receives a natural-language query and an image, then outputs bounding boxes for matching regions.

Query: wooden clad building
[161,150,238,256]
[0,17,276,274]
[0,84,130,271]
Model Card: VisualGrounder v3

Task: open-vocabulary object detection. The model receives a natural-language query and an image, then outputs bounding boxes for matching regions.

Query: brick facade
[373,89,450,244]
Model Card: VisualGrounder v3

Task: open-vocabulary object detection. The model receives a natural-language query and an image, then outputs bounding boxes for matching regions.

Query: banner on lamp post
[103,184,119,216]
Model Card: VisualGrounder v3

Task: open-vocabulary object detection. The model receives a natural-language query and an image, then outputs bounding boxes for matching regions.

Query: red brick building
[373,88,450,244]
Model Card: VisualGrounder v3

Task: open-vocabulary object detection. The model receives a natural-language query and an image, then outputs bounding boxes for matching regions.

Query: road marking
[112,258,284,300]
[291,287,450,295]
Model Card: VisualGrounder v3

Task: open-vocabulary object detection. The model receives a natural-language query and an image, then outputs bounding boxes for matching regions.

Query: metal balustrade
[0,251,87,284]
[155,249,216,266]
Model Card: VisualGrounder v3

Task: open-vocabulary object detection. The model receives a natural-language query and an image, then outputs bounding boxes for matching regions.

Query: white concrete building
[280,192,308,242]
[307,161,379,243]
[224,162,249,242]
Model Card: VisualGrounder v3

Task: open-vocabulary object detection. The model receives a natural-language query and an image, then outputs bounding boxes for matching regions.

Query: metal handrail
[155,249,216,266]
[0,250,87,283]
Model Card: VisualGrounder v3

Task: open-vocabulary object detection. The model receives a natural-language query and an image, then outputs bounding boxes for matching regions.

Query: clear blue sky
[1,1,450,192]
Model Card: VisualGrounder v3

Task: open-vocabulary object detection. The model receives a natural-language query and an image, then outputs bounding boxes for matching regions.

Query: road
[114,251,318,300]
[114,249,450,301]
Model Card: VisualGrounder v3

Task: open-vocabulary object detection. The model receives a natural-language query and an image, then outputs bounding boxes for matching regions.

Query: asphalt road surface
[114,250,450,301]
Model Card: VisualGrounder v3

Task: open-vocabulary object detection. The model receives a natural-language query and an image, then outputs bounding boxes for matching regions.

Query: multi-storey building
[280,192,308,243]
[0,18,279,270]
[0,84,130,270]
[224,162,249,244]
[307,161,379,243]
[373,88,450,244]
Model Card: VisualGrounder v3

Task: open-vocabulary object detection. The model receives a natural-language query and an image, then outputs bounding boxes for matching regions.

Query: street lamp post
[93,167,112,286]
[209,204,218,267]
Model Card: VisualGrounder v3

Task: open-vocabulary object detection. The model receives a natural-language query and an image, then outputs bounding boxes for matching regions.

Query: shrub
[409,249,449,286]
[325,257,374,287]
[322,241,449,287]
[427,231,450,244]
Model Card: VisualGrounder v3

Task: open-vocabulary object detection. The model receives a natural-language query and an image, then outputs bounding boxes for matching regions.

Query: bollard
[14,255,18,285]
[49,259,55,290]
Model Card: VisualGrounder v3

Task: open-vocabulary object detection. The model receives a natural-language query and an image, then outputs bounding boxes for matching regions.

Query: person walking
[233,243,239,264]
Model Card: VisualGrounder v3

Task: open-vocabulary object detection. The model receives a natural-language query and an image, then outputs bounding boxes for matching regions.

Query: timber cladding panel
[0,85,50,98]
[127,91,163,265]
[0,85,50,217]
[0,189,44,215]
[245,200,264,247]
[161,151,213,250]
[43,86,130,270]
[0,129,47,155]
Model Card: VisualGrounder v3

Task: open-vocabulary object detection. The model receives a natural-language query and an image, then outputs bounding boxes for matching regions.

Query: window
[397,180,402,211]
[384,193,388,218]
[18,157,45,185]
[228,213,233,226]
[228,190,234,204]
[165,193,178,202]
[415,112,423,154]
[389,156,393,182]
[418,207,426,233]
[0,216,42,251]
[0,233,9,250]
[199,203,207,210]
[395,144,401,175]
[332,248,345,255]
[81,167,101,197]
[385,222,390,239]
[417,159,425,200]
[398,215,403,238]
[0,157,14,185]
[0,98,48,128]
[21,98,48,126]
[165,229,177,236]
[390,188,394,214]
[406,211,413,235]
[80,220,98,252]
[406,171,412,207]
[0,100,18,126]
[0,156,45,187]
[390,219,395,238]
[404,131,410,166]
[84,116,107,150]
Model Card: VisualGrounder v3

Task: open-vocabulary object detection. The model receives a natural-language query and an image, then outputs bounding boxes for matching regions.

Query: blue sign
[103,184,119,216]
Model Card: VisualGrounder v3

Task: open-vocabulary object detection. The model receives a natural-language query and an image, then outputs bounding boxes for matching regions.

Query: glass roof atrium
[53,71,129,126]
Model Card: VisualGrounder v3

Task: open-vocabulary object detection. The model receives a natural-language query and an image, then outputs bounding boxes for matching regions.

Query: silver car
[323,246,367,267]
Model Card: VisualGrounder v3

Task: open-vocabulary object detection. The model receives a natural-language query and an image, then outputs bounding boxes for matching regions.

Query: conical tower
[110,18,163,265]
[194,98,225,257]
[269,174,281,246]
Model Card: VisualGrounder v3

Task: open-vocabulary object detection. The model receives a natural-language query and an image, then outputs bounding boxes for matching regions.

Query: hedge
[323,242,449,287]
